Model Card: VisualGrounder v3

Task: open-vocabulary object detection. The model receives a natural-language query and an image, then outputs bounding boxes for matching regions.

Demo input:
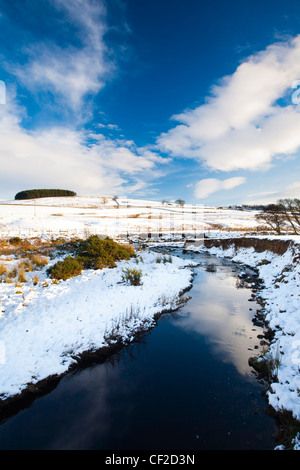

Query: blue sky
[1,0,300,205]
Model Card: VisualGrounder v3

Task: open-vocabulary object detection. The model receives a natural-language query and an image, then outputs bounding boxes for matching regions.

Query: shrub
[46,236,135,280]
[9,237,22,245]
[76,236,135,269]
[47,256,83,280]
[121,267,142,286]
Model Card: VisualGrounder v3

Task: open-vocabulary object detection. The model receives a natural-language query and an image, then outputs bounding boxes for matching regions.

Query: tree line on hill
[15,189,77,200]
[227,204,267,210]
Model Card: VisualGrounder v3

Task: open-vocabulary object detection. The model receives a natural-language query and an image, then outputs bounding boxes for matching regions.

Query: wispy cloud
[8,0,113,114]
[157,35,300,173]
[245,180,300,205]
[0,0,171,198]
[195,177,246,199]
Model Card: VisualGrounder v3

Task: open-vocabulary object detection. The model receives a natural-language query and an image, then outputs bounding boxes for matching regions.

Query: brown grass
[32,274,40,286]
[0,236,70,257]
[28,253,49,268]
[0,264,7,276]
[17,268,26,283]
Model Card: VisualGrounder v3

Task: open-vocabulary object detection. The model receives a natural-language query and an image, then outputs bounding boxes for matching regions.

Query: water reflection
[175,258,264,376]
[47,365,129,450]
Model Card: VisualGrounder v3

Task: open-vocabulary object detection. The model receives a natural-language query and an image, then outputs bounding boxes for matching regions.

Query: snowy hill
[0,196,260,239]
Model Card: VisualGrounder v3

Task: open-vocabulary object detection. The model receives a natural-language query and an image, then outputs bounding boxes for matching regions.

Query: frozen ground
[0,250,194,399]
[0,196,259,399]
[0,196,260,239]
[0,195,299,449]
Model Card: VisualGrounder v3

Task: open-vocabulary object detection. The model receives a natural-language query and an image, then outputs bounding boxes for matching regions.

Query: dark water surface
[0,250,277,449]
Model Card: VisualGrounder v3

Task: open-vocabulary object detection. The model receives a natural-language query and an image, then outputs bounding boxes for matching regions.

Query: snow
[0,250,195,399]
[186,240,300,425]
[0,195,299,448]
[0,196,261,239]
[0,196,261,400]
[292,433,300,450]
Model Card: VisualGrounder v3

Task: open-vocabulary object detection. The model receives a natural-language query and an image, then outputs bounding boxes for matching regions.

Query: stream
[0,248,277,449]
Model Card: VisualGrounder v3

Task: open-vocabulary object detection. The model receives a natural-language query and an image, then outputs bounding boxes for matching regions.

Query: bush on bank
[47,236,135,280]
[76,236,135,269]
[47,255,83,280]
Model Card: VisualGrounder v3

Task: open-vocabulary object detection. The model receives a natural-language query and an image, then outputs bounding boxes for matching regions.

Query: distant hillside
[15,189,77,200]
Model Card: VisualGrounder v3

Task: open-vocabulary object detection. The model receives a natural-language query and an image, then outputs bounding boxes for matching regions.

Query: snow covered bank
[0,251,195,400]
[186,239,300,432]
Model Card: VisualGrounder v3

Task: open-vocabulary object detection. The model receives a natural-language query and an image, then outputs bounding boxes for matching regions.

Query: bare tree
[277,198,300,234]
[255,204,286,234]
[175,199,185,208]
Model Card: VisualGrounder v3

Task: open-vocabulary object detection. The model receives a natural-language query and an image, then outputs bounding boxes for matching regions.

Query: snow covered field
[0,196,261,401]
[0,195,299,449]
[0,250,194,399]
[0,196,260,239]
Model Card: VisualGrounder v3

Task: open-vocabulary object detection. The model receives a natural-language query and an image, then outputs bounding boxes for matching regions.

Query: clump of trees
[175,199,185,207]
[15,189,77,200]
[255,198,300,234]
[47,236,135,280]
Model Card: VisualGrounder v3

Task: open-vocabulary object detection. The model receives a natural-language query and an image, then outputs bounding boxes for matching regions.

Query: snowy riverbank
[0,250,195,400]
[186,239,300,449]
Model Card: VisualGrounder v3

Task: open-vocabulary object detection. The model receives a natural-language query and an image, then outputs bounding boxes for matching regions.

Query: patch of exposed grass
[0,264,7,277]
[121,267,142,286]
[17,268,27,283]
[28,254,49,269]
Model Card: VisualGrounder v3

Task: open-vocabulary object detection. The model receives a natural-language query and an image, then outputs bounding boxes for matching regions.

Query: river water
[0,249,277,449]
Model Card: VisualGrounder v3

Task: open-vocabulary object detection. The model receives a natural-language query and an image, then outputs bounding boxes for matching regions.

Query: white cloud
[245,181,300,205]
[0,1,170,198]
[157,35,300,172]
[195,177,246,199]
[8,0,112,113]
[0,95,166,197]
[0,1,173,199]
